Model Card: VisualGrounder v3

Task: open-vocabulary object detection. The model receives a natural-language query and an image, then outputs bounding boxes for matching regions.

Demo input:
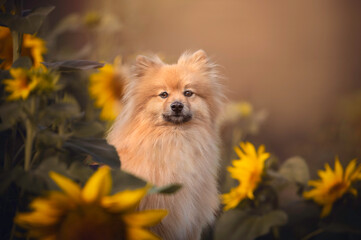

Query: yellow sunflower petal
[15,212,59,226]
[320,203,333,218]
[82,166,112,203]
[350,162,361,181]
[344,159,357,181]
[324,163,332,174]
[127,227,161,240]
[233,146,245,159]
[242,142,257,158]
[29,198,63,216]
[349,187,357,196]
[122,210,168,227]
[308,180,322,187]
[257,144,265,155]
[334,157,343,180]
[102,186,149,212]
[49,172,81,202]
[247,191,255,199]
[221,186,246,211]
[303,189,320,199]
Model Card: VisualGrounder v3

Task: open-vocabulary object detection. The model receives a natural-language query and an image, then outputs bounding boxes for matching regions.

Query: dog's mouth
[162,113,192,124]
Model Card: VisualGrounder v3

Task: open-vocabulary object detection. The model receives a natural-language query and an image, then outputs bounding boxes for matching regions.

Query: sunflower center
[249,170,261,186]
[56,205,126,240]
[111,74,124,100]
[19,77,30,90]
[328,181,347,196]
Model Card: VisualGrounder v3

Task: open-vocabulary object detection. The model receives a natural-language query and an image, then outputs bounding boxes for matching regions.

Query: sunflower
[89,56,126,121]
[303,157,361,218]
[221,101,253,124]
[15,166,167,240]
[22,33,47,69]
[222,142,270,210]
[3,68,39,100]
[3,67,59,101]
[0,26,46,70]
[231,101,253,118]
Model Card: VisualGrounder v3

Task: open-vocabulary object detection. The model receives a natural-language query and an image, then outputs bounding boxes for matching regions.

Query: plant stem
[302,228,325,240]
[11,31,22,63]
[57,122,65,148]
[11,0,23,63]
[24,98,36,171]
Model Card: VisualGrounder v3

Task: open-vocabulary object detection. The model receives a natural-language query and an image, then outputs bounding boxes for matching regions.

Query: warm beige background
[54,0,361,162]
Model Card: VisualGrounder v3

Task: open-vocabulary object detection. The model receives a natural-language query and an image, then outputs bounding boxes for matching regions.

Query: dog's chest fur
[110,125,220,240]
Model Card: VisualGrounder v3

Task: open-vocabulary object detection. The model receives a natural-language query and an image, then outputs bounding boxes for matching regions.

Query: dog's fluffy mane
[107,50,225,240]
[108,50,224,140]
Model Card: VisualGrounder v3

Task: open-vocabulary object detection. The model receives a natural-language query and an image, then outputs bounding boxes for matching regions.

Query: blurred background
[34,0,361,173]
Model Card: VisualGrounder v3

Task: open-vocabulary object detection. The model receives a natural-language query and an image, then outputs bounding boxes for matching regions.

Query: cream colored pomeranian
[107,50,225,240]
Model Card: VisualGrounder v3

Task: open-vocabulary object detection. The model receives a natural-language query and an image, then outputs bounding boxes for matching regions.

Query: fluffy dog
[107,50,225,240]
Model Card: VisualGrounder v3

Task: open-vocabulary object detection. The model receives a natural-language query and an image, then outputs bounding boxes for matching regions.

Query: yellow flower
[0,26,47,70]
[3,67,59,101]
[89,56,126,121]
[30,67,60,93]
[22,33,47,69]
[83,11,102,28]
[222,101,253,124]
[15,166,167,240]
[3,68,39,100]
[234,101,253,117]
[222,142,270,210]
[303,157,361,218]
[0,26,13,69]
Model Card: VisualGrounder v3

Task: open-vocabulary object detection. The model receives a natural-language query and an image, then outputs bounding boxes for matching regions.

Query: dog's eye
[184,90,193,97]
[159,92,168,99]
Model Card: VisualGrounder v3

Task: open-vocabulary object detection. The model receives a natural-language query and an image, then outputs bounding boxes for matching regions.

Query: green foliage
[215,209,287,240]
[278,156,310,186]
[0,102,24,130]
[42,60,105,71]
[63,138,120,169]
[12,56,32,69]
[149,184,183,195]
[0,3,182,239]
[0,6,55,34]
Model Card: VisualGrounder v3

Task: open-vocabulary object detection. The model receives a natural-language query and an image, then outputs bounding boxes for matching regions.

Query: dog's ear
[178,49,209,69]
[134,55,163,77]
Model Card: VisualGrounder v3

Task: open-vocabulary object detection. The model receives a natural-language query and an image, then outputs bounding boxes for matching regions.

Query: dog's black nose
[171,102,184,113]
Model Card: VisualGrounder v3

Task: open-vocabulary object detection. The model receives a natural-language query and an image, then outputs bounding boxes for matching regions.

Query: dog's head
[127,50,224,127]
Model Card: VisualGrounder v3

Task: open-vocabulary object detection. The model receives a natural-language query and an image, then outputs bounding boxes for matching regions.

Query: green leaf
[322,222,361,235]
[149,184,182,195]
[215,210,288,240]
[42,60,104,71]
[11,56,32,69]
[41,102,81,123]
[278,156,310,185]
[36,130,65,148]
[71,121,105,138]
[0,166,24,194]
[0,6,55,34]
[47,13,81,39]
[34,156,93,189]
[0,165,49,195]
[0,102,24,131]
[0,69,11,80]
[16,170,49,194]
[111,169,147,194]
[35,158,146,194]
[63,137,120,169]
